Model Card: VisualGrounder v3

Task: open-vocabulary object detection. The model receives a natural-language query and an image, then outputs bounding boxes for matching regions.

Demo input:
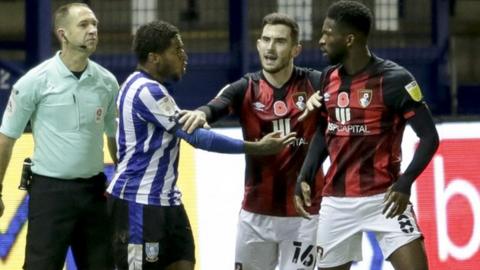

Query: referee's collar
[54,51,94,79]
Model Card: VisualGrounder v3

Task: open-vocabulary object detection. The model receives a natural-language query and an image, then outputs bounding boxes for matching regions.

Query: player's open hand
[246,131,297,155]
[298,91,323,121]
[178,110,210,134]
[294,181,312,219]
[382,186,410,219]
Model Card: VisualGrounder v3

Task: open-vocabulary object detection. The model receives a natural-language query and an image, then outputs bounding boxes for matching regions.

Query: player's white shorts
[316,193,423,268]
[235,209,318,270]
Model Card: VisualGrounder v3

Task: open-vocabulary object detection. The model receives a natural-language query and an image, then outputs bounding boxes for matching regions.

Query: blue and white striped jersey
[107,71,183,206]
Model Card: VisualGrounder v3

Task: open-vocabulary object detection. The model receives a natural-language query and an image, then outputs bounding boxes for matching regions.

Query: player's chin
[261,65,281,74]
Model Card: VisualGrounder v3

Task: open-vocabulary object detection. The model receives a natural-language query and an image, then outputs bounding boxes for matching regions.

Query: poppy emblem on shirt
[273,100,288,116]
[359,89,373,108]
[337,92,349,108]
[292,92,307,111]
[95,107,104,123]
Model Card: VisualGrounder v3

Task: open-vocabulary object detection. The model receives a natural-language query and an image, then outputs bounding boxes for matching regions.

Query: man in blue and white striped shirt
[107,20,295,270]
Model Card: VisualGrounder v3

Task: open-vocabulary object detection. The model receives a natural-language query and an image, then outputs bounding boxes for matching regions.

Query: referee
[0,3,118,270]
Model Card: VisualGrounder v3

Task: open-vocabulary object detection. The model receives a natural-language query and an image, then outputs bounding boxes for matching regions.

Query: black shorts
[24,173,113,270]
[108,196,195,269]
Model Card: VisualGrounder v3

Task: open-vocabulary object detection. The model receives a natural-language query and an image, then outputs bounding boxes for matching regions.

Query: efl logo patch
[157,96,176,116]
[404,81,423,102]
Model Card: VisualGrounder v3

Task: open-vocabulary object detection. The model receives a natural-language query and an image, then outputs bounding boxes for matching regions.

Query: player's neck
[137,64,165,83]
[262,64,294,88]
[343,46,371,75]
[60,48,89,72]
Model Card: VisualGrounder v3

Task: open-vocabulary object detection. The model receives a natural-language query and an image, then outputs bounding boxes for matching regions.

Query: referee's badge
[359,89,372,108]
[95,107,104,123]
[145,242,159,262]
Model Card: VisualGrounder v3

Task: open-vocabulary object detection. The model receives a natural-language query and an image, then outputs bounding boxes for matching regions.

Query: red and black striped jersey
[320,55,425,197]
[201,67,324,216]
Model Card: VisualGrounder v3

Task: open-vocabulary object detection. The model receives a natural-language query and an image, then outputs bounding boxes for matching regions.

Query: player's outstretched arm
[244,131,297,155]
[175,127,295,155]
[298,91,323,121]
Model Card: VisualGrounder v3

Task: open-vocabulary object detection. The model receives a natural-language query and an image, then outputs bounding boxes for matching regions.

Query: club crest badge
[145,242,159,262]
[292,92,307,111]
[337,92,349,108]
[359,89,372,108]
[273,100,288,116]
[323,92,331,102]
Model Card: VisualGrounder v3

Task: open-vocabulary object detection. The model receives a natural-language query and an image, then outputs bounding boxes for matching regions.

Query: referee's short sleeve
[0,74,38,139]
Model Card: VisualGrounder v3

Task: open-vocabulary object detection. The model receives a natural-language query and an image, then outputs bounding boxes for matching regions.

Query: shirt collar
[54,51,93,79]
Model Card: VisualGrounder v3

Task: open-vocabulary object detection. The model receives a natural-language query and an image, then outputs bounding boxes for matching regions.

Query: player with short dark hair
[106,20,295,270]
[180,12,324,270]
[294,1,439,269]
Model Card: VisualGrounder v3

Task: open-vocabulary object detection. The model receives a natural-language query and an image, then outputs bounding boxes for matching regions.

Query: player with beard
[106,20,296,270]
[180,13,324,270]
[294,1,439,269]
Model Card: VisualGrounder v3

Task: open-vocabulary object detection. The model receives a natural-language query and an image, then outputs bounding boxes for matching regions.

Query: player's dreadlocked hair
[262,12,300,44]
[133,20,179,64]
[327,0,373,36]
